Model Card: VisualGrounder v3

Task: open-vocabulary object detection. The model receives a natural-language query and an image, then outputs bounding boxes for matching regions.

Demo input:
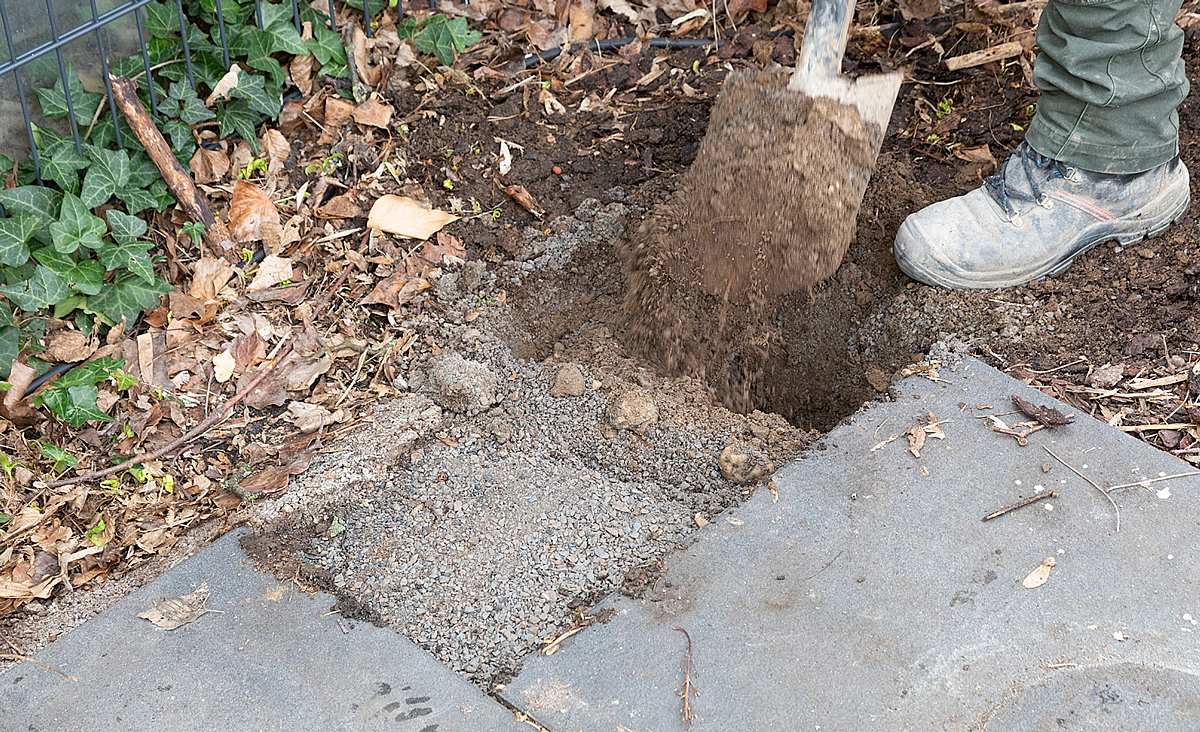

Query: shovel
[647,0,903,301]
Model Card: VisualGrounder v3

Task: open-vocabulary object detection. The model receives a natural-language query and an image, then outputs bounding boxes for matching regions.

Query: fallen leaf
[599,0,655,23]
[190,257,235,302]
[352,25,382,86]
[138,584,213,630]
[419,231,467,267]
[247,255,293,292]
[45,330,94,363]
[694,513,709,527]
[228,180,281,245]
[898,0,939,20]
[212,350,236,383]
[362,272,431,311]
[289,53,314,96]
[725,0,767,18]
[497,139,513,176]
[906,424,926,458]
[352,96,394,129]
[1011,394,1074,428]
[567,0,595,41]
[320,98,356,143]
[316,192,363,219]
[287,401,345,434]
[501,184,544,218]
[954,144,998,176]
[2,360,38,424]
[1022,557,1056,589]
[261,128,290,180]
[287,353,332,392]
[367,195,459,239]
[189,146,231,184]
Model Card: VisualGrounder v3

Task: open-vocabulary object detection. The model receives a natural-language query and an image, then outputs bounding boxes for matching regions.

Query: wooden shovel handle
[795,0,853,81]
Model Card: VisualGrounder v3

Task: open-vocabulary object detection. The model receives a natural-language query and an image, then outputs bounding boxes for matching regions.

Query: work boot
[893,142,1191,289]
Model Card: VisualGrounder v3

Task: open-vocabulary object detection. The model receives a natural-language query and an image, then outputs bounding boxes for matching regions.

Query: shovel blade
[790,71,903,156]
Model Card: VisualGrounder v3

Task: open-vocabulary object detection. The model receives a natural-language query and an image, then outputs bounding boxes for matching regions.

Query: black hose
[523,37,717,69]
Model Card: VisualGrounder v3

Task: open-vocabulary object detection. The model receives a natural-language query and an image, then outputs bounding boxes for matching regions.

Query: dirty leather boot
[893,142,1191,289]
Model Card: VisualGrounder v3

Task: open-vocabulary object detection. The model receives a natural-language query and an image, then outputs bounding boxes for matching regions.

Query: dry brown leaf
[898,0,939,20]
[906,424,926,458]
[726,0,767,18]
[320,98,356,143]
[1022,557,1056,589]
[352,26,382,86]
[287,353,332,392]
[419,231,467,268]
[352,96,394,129]
[1011,394,1074,428]
[212,350,236,383]
[138,584,213,630]
[567,0,596,41]
[247,255,293,292]
[45,330,95,363]
[261,128,290,181]
[287,401,346,434]
[367,195,459,239]
[205,65,241,106]
[599,0,654,23]
[316,192,363,220]
[289,53,314,96]
[501,184,544,218]
[362,272,431,311]
[189,257,235,302]
[228,180,281,245]
[3,360,36,413]
[189,146,230,185]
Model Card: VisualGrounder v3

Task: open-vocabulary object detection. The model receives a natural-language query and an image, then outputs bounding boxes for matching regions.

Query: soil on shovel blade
[621,68,886,417]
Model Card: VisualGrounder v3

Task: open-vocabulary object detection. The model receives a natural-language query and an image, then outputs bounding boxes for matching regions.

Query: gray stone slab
[503,357,1200,731]
[2,532,524,732]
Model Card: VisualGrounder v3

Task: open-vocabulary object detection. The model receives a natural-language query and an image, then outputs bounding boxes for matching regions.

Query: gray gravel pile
[247,196,814,687]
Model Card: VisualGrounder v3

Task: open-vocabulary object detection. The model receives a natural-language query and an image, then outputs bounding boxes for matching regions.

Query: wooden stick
[982,489,1056,522]
[1042,445,1120,533]
[109,75,232,251]
[945,41,1024,71]
[672,626,697,728]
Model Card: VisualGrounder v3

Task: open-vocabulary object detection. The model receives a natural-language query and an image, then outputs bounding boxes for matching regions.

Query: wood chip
[945,41,1024,71]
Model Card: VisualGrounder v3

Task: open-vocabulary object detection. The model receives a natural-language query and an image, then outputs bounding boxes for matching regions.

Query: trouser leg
[1026,0,1189,174]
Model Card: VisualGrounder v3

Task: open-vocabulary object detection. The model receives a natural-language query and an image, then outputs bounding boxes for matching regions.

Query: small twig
[800,549,845,582]
[1007,358,1086,375]
[672,625,697,728]
[1107,471,1200,493]
[982,489,1056,522]
[1042,446,1120,533]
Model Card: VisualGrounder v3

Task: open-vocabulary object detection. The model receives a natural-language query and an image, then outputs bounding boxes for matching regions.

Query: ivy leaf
[414,16,481,67]
[32,248,105,296]
[217,100,262,151]
[37,441,80,471]
[144,0,180,38]
[49,193,107,254]
[162,118,193,156]
[307,22,346,67]
[96,236,152,273]
[117,188,158,215]
[36,71,102,125]
[40,139,89,194]
[125,251,157,283]
[177,87,216,125]
[80,146,131,208]
[0,186,61,223]
[37,383,111,427]
[0,325,18,378]
[149,180,175,211]
[88,272,170,325]
[231,73,282,119]
[126,152,162,189]
[0,265,70,312]
[0,214,38,267]
[106,209,149,244]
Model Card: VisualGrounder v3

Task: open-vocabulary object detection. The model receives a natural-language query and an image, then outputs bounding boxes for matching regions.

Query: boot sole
[1043,192,1191,279]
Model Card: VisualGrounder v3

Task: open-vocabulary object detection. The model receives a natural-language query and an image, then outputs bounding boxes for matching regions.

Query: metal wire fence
[0,0,380,182]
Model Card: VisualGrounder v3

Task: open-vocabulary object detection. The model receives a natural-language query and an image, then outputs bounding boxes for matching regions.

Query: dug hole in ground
[7,17,1200,703]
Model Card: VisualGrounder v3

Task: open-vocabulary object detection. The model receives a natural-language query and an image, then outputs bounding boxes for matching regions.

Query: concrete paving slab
[502,357,1200,731]
[1,531,525,731]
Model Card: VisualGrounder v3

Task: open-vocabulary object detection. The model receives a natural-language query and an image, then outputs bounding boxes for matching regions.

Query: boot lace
[984,142,1073,219]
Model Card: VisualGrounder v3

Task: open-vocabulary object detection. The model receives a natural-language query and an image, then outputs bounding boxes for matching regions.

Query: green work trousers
[1026,0,1190,174]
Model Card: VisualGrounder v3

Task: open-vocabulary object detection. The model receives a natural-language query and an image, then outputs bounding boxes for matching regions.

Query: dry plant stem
[1042,445,1120,533]
[109,75,233,250]
[673,625,697,728]
[1107,471,1200,492]
[982,489,1057,522]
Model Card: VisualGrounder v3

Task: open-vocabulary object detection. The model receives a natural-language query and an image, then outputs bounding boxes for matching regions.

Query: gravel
[246,196,813,688]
